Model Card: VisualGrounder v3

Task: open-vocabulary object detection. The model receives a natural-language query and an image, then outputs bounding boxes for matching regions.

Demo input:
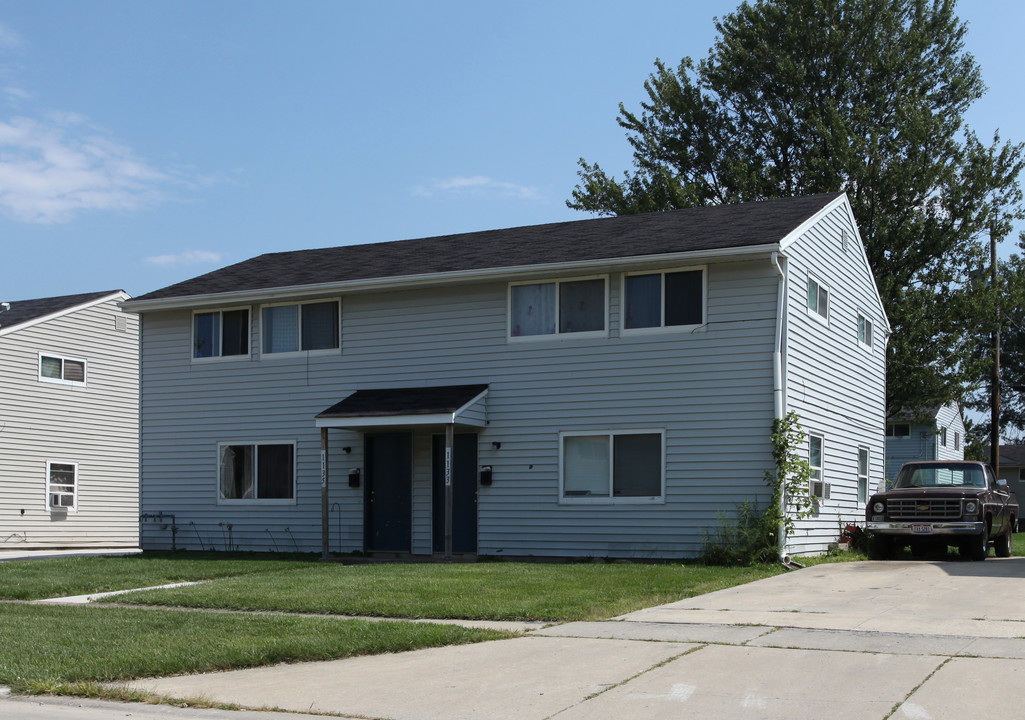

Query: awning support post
[320,427,329,561]
[444,423,454,558]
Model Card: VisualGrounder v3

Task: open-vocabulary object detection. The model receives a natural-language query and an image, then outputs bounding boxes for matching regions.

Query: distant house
[885,404,966,486]
[989,445,1025,519]
[123,192,888,559]
[0,291,139,550]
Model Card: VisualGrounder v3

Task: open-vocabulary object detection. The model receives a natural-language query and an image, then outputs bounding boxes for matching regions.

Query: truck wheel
[994,523,1013,558]
[868,535,892,560]
[962,526,989,561]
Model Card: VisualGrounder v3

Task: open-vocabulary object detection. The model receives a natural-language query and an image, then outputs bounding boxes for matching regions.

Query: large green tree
[569,0,1023,416]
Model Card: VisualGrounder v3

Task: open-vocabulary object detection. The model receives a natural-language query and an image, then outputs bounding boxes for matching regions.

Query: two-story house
[0,290,139,550]
[123,192,887,559]
[884,404,966,487]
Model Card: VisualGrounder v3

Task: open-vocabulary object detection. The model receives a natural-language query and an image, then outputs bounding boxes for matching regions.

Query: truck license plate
[912,524,931,534]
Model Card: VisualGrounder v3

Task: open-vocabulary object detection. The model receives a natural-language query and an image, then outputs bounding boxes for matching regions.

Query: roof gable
[129,193,844,307]
[0,290,127,337]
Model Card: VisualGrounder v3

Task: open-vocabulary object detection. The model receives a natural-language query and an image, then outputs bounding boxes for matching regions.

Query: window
[955,432,960,451]
[858,313,873,347]
[886,424,911,437]
[623,268,705,330]
[857,447,869,503]
[193,308,250,359]
[47,461,77,510]
[510,278,606,338]
[39,353,86,385]
[218,442,295,502]
[807,277,829,320]
[561,431,663,502]
[809,434,829,500]
[262,300,339,354]
[940,427,947,447]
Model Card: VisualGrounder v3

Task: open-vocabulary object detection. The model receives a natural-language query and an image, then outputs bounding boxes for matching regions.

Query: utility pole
[991,227,1001,476]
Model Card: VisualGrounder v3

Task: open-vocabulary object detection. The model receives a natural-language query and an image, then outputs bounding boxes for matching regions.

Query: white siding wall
[139,259,781,558]
[783,205,888,555]
[0,298,139,549]
[934,404,966,462]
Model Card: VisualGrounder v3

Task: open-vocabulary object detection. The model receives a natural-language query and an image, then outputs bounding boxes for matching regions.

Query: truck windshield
[893,465,986,489]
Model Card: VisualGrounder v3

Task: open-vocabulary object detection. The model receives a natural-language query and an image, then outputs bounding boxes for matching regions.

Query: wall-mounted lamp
[491,441,502,450]
[479,465,493,486]
[348,468,361,488]
[342,446,352,454]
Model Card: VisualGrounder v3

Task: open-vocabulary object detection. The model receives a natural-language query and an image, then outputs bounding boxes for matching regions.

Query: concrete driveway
[5,558,1025,720]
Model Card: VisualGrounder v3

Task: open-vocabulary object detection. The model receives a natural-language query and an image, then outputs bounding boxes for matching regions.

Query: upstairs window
[193,309,249,359]
[39,353,86,386]
[510,277,606,338]
[47,461,77,510]
[807,276,829,320]
[955,432,960,451]
[624,268,705,330]
[886,424,911,437]
[858,313,873,348]
[262,300,340,354]
[940,427,948,447]
[218,442,295,502]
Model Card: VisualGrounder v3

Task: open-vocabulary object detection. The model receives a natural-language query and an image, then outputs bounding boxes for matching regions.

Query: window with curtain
[807,277,829,320]
[262,301,339,354]
[39,354,86,385]
[562,431,663,502]
[193,309,249,358]
[510,278,605,338]
[219,443,295,501]
[47,461,77,509]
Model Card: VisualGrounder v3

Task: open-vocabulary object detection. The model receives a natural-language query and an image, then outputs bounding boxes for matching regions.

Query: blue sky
[1,0,1023,301]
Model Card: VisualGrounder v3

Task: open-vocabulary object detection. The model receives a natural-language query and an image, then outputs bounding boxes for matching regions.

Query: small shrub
[701,501,778,566]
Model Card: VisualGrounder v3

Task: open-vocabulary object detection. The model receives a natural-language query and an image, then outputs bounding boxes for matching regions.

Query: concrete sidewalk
[113,558,1025,720]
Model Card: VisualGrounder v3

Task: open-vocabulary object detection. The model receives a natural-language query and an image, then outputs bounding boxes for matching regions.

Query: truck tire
[868,534,892,560]
[994,523,1013,558]
[962,526,989,561]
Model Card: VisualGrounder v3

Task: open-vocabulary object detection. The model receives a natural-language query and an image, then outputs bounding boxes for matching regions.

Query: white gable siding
[782,203,887,555]
[139,259,782,558]
[884,404,966,482]
[934,404,965,462]
[0,297,139,549]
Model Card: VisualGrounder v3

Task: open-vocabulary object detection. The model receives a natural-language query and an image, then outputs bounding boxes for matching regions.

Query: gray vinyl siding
[782,205,887,555]
[138,259,780,558]
[0,297,139,549]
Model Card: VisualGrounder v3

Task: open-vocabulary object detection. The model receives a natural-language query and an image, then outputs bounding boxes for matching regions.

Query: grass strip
[120,561,783,621]
[0,603,509,693]
[0,552,319,600]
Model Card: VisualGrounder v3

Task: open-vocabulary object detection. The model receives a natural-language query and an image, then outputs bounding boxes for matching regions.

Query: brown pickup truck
[865,460,1018,560]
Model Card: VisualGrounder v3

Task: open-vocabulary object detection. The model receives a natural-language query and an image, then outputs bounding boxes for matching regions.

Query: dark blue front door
[364,432,412,552]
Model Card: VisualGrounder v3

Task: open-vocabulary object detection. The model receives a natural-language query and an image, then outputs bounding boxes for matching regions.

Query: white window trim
[806,274,830,325]
[216,440,298,505]
[507,275,609,342]
[857,446,870,505]
[886,423,911,438]
[38,352,87,387]
[191,306,252,363]
[809,433,828,500]
[46,460,78,511]
[939,427,947,447]
[558,429,666,505]
[259,298,341,359]
[620,265,708,335]
[857,311,873,349]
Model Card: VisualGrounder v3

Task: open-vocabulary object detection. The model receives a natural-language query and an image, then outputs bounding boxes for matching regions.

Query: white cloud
[0,114,173,223]
[0,22,22,50]
[143,250,223,267]
[414,175,542,201]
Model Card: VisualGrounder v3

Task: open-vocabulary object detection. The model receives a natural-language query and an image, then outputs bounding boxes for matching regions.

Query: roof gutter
[771,251,789,561]
[121,243,782,313]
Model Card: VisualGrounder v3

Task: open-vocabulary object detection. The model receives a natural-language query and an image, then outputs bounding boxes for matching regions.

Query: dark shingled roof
[0,290,122,332]
[134,193,843,303]
[317,385,489,420]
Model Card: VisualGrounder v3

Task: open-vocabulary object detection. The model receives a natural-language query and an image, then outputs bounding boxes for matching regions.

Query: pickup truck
[865,460,1018,560]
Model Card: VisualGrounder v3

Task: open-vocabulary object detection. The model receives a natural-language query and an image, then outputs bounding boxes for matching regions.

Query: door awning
[315,384,489,429]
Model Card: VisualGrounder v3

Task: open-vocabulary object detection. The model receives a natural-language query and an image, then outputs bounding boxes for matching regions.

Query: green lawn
[119,561,783,622]
[0,552,318,601]
[0,603,506,694]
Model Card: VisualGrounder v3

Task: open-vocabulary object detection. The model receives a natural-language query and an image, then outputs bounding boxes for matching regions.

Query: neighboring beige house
[0,290,139,550]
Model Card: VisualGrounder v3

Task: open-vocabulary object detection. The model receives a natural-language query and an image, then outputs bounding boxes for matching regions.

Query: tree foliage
[569,0,1024,414]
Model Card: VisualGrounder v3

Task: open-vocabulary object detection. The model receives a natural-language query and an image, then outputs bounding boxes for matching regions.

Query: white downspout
[771,252,789,560]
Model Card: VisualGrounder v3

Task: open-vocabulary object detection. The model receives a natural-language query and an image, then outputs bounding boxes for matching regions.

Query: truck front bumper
[865,521,984,537]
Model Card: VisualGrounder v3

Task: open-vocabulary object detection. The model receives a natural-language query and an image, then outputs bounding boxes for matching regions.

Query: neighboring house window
[1019,468,1025,482]
[218,442,295,502]
[623,268,705,330]
[858,313,873,348]
[509,277,606,338]
[940,427,947,447]
[955,432,960,451]
[193,308,250,359]
[807,276,829,320]
[857,447,869,503]
[809,434,828,500]
[262,300,340,354]
[47,461,77,510]
[39,353,86,386]
[886,424,910,437]
[560,431,664,502]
